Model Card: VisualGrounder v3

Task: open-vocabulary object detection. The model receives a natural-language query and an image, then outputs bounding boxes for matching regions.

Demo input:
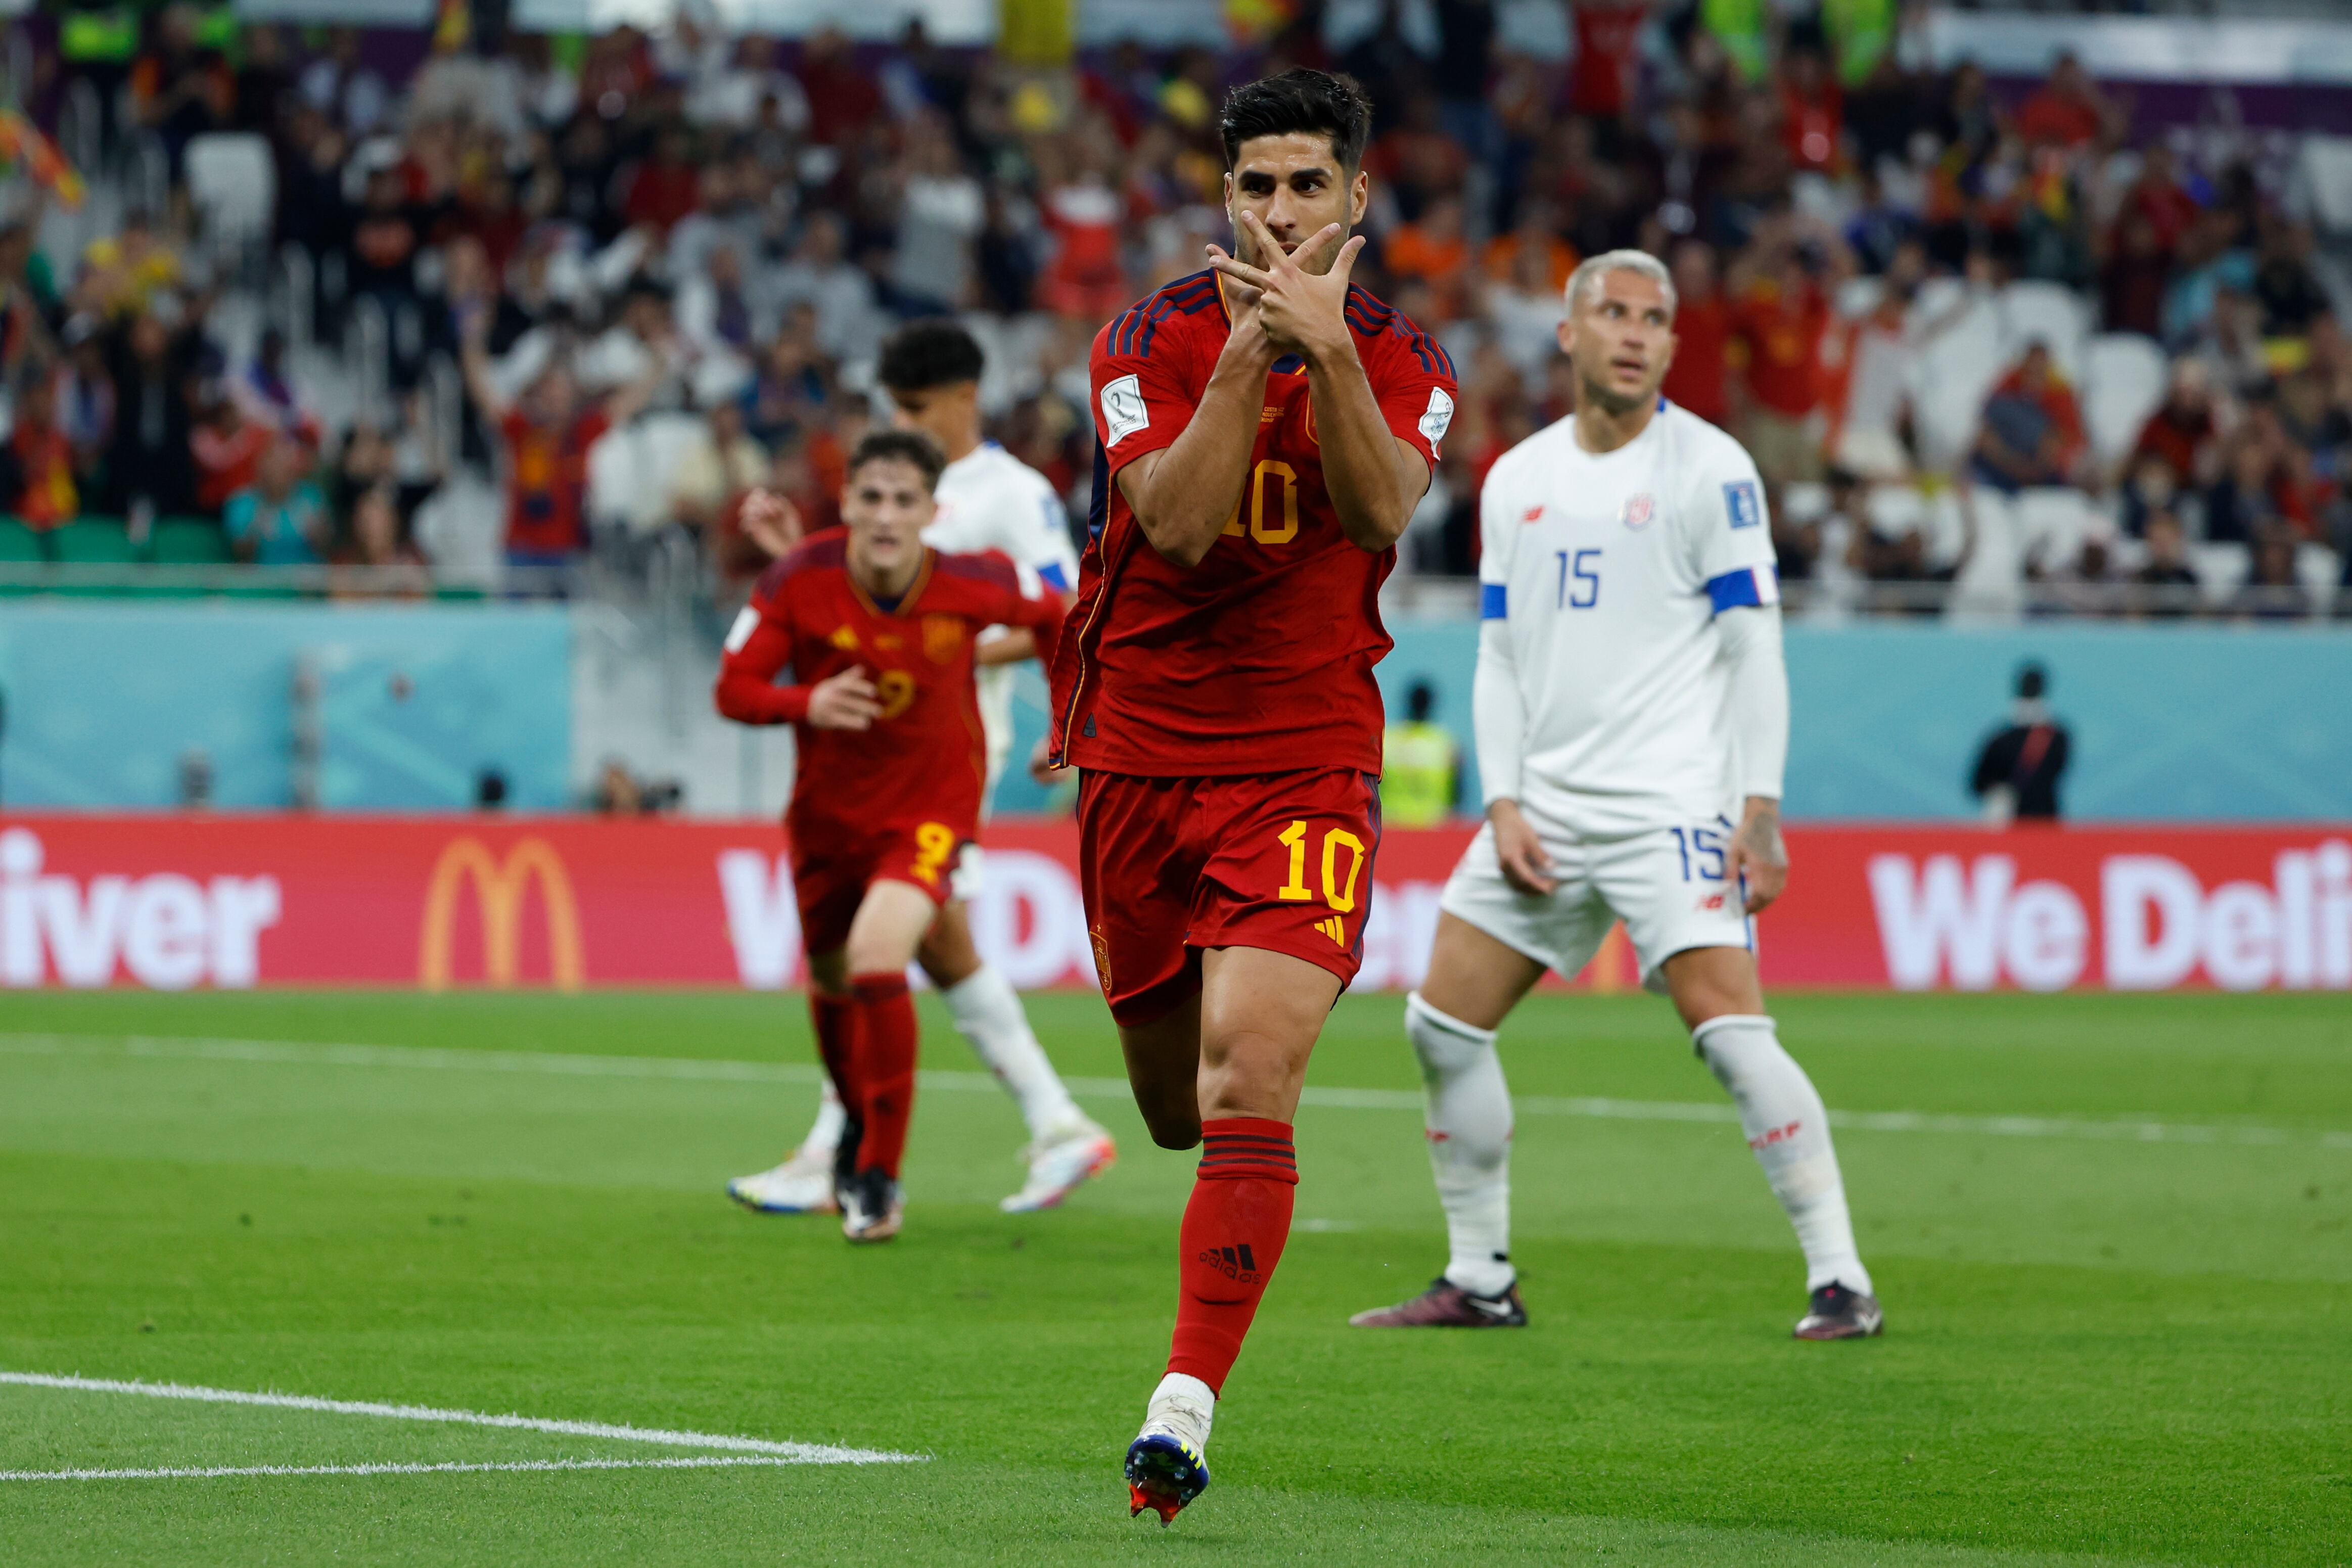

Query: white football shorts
[1438,815,1756,994]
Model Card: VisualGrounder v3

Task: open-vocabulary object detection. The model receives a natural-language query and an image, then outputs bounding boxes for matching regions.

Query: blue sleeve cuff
[1480,583,1507,620]
[1037,562,1069,591]
[1705,565,1781,614]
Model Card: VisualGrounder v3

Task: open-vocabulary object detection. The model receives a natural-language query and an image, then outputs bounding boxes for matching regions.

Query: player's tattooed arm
[1115,298,1277,569]
[1488,800,1558,896]
[1211,212,1429,551]
[1728,796,1789,914]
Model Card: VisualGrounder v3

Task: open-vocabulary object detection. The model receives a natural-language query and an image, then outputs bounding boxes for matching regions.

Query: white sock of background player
[792,965,1089,1157]
[1405,991,1515,1297]
[1692,1013,1872,1296]
[940,964,1090,1143]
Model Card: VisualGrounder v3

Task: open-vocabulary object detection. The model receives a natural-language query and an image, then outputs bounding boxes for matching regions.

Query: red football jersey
[716,530,1066,846]
[1049,268,1458,777]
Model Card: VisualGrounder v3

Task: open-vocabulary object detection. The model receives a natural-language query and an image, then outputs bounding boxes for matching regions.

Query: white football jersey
[1477,401,1778,838]
[921,441,1081,800]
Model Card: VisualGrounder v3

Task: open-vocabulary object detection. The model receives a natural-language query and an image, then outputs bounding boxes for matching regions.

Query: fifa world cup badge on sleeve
[1101,375,1149,446]
[1724,479,1762,529]
[1419,387,1455,449]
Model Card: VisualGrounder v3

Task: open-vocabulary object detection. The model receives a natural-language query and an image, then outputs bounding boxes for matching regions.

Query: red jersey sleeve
[1089,274,1220,478]
[713,570,812,724]
[1349,286,1460,470]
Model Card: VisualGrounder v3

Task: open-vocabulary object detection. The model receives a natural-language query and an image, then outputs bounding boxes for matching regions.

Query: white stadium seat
[1999,280,2090,384]
[2192,543,2250,606]
[2082,334,2168,471]
[183,132,275,251]
[2014,486,2099,568]
[1908,298,2006,473]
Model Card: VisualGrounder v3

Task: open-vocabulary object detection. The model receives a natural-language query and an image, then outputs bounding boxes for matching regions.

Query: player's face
[1559,269,1678,415]
[840,456,937,582]
[1224,134,1369,274]
[888,381,978,451]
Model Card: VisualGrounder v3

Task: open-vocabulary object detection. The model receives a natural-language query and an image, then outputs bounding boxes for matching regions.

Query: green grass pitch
[1,987,2346,1565]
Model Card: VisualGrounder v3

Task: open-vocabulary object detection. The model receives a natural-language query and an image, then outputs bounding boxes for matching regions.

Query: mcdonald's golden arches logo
[418,837,584,991]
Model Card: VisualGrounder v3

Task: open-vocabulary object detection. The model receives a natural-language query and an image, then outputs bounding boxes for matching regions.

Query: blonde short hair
[1564,249,1678,319]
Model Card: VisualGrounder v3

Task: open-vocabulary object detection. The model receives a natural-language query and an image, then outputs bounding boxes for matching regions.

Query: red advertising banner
[0,816,2345,994]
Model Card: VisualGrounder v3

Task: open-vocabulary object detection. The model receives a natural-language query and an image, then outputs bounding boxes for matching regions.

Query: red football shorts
[1076,768,1383,1027]
[789,820,963,956]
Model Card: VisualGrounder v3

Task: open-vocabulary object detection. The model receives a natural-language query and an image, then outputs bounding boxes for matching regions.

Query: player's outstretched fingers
[1279,219,1348,274]
[1206,244,1274,296]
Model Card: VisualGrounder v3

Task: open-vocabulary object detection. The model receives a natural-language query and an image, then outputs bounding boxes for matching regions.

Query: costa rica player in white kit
[728,320,1116,1217]
[1351,250,1883,1340]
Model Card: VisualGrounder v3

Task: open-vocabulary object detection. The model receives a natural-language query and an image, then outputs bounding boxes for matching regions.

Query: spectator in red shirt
[1779,46,1843,173]
[1971,342,2089,493]
[1730,252,1832,482]
[459,313,660,588]
[1569,0,1649,121]
[2131,361,2220,489]
[2123,145,2201,259]
[797,26,881,148]
[1659,239,1732,426]
[2015,53,2112,149]
[621,123,703,237]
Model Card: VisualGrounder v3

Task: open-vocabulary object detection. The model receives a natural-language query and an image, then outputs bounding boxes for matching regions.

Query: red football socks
[848,972,918,1179]
[1166,1117,1298,1395]
[807,992,857,1110]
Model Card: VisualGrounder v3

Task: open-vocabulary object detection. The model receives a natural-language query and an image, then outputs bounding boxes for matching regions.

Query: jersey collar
[847,546,934,618]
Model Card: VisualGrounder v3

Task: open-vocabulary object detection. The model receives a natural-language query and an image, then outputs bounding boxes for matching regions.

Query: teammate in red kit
[1046,69,1458,1521]
[716,430,1067,1242]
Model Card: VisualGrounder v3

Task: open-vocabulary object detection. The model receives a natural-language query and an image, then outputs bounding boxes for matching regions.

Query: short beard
[1578,373,1645,418]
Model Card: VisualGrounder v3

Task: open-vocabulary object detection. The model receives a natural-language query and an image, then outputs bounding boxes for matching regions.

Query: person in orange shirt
[3,373,77,529]
[1384,193,1473,322]
[1479,202,1577,297]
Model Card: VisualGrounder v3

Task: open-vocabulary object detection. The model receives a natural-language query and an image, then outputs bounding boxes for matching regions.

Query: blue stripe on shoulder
[1480,583,1507,620]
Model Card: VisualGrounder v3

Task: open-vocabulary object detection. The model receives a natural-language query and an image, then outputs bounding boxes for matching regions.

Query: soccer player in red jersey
[715,430,1067,1242]
[1044,70,1459,1521]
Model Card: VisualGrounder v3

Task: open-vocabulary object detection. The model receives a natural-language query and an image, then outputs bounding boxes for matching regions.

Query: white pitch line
[0,1455,801,1483]
[3,1031,2346,1150]
[0,1371,921,1466]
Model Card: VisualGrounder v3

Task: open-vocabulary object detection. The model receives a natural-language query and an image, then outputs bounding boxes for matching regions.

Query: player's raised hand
[1208,211,1364,360]
[1488,800,1557,896]
[807,666,882,730]
[737,488,805,560]
[1728,796,1788,914]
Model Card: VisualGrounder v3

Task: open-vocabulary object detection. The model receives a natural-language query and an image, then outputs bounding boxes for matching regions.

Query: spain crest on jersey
[922,615,964,664]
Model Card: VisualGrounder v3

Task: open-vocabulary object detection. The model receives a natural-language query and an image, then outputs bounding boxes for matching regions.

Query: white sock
[1406,991,1515,1297]
[1143,1372,1215,1452]
[941,964,1087,1142]
[798,1079,847,1157]
[1692,1014,1872,1296]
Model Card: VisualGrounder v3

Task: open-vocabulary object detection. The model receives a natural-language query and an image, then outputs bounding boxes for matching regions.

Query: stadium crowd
[0,1,2344,614]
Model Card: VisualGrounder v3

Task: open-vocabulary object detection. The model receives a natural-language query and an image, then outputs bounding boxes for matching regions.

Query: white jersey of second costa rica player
[1477,400,1778,839]
[919,441,1081,804]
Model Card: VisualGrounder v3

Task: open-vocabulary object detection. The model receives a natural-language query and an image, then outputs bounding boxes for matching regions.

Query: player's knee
[1406,991,1498,1079]
[1141,1105,1202,1150]
[1690,1013,1787,1086]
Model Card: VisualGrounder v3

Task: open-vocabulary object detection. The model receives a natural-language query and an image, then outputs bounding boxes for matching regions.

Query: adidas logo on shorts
[1314,915,1346,945]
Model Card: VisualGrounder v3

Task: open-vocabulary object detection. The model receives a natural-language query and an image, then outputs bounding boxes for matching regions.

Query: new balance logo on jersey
[1315,915,1347,946]
[1698,891,1727,911]
[1198,1243,1262,1284]
[1519,504,1544,525]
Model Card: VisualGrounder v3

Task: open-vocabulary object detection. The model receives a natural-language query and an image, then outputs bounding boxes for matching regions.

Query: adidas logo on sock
[1196,1243,1261,1284]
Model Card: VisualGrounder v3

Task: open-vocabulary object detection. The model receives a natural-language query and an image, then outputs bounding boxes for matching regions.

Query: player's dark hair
[877,319,985,393]
[1218,69,1372,172]
[846,429,945,493]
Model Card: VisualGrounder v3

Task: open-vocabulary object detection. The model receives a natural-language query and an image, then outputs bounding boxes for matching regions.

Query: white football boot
[999,1120,1117,1213]
[726,1144,840,1215]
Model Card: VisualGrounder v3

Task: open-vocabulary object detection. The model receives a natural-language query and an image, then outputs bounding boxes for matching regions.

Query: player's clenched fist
[806,666,882,730]
[1207,212,1364,361]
